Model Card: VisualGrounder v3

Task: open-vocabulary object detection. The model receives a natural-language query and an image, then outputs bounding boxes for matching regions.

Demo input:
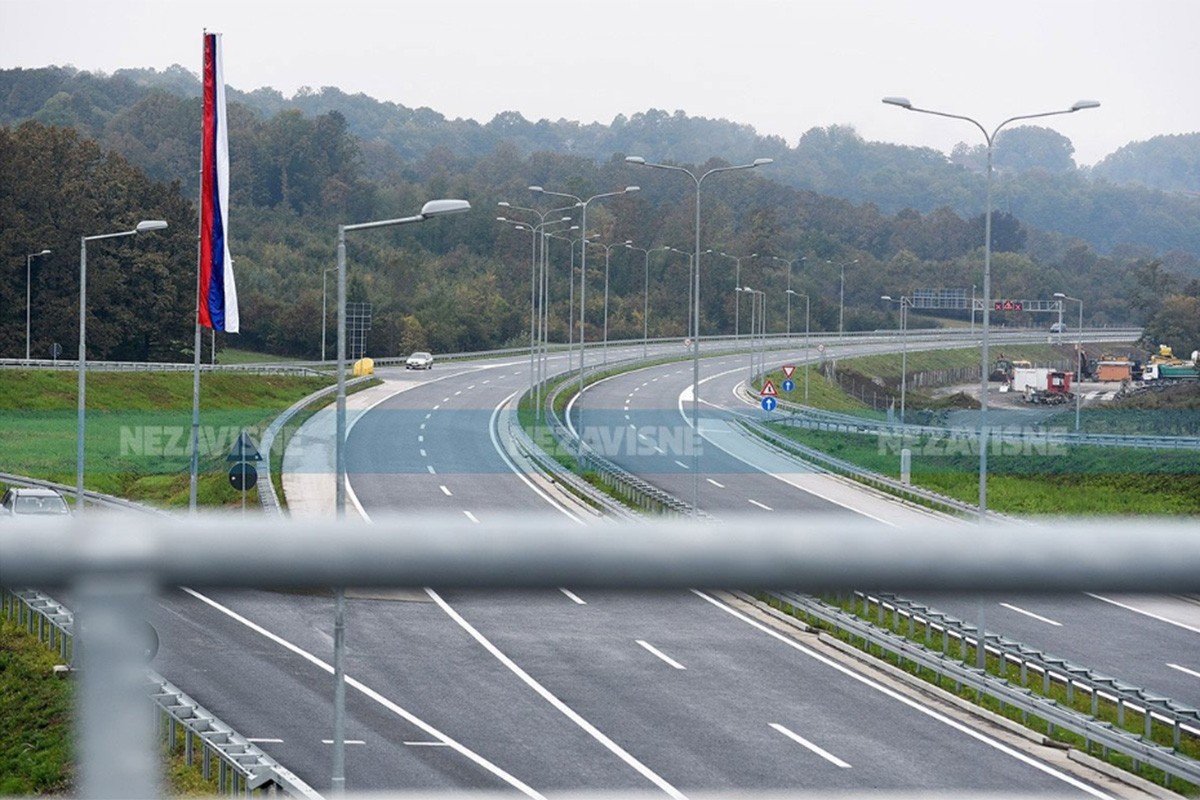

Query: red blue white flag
[199,32,239,333]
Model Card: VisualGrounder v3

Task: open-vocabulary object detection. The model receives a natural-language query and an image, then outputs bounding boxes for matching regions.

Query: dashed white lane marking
[1168,663,1200,679]
[405,741,450,747]
[748,499,773,511]
[178,588,547,800]
[322,739,366,745]
[694,590,1111,799]
[482,380,490,384]
[454,390,462,396]
[418,435,424,442]
[427,589,686,799]
[707,478,726,488]
[420,449,427,457]
[468,385,476,390]
[443,397,451,403]
[560,588,587,605]
[770,724,850,768]
[432,404,440,411]
[439,485,452,496]
[999,602,1062,627]
[674,460,689,470]
[637,640,686,670]
[420,424,426,431]
[246,738,283,744]
[426,465,436,474]
[424,413,431,419]
[463,510,480,524]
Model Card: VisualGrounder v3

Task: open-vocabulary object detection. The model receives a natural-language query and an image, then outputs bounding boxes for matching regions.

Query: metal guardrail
[0,471,169,516]
[766,589,1200,789]
[0,586,322,799]
[855,591,1200,744]
[540,361,705,518]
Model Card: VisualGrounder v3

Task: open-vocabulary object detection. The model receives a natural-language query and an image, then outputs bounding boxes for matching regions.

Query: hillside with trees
[2,64,1198,362]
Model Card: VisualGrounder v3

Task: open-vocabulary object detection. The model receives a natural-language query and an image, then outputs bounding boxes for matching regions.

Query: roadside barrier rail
[1,586,322,799]
[766,589,1200,789]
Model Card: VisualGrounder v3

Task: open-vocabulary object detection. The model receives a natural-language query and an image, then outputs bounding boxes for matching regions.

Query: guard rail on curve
[0,358,323,377]
[0,587,322,799]
[765,589,1200,790]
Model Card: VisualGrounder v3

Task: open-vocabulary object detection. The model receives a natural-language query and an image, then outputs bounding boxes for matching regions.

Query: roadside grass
[215,347,302,365]
[0,370,330,509]
[762,593,1199,794]
[0,619,72,795]
[764,424,1200,514]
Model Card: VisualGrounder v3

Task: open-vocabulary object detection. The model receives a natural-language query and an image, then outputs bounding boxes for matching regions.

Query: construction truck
[1013,367,1074,405]
[1140,345,1200,383]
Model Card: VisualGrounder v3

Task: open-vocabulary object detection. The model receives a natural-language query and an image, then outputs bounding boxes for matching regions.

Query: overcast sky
[1,0,1195,166]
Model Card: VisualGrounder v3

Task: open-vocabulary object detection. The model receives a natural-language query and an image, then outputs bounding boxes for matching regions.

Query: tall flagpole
[189,30,207,514]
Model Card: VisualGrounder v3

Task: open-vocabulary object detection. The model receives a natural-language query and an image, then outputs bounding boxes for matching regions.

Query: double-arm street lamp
[627,155,772,515]
[718,252,757,348]
[668,247,712,337]
[883,96,1099,518]
[1054,292,1085,432]
[548,230,596,372]
[737,286,765,384]
[24,248,51,363]
[530,186,639,468]
[77,220,168,511]
[771,255,805,341]
[624,241,671,360]
[584,238,629,366]
[881,294,912,425]
[786,289,811,400]
[829,258,859,336]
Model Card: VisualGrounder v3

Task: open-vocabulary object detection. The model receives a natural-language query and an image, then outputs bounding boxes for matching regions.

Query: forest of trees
[2,64,1198,362]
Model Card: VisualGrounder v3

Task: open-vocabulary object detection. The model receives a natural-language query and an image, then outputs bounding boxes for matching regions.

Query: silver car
[1,486,71,517]
[405,351,434,370]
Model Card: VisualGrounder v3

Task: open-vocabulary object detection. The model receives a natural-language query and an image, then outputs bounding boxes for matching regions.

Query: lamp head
[37,249,51,256]
[750,253,758,258]
[881,295,893,302]
[882,96,913,109]
[752,158,772,167]
[1053,292,1066,298]
[625,156,646,165]
[623,186,640,194]
[1070,100,1100,112]
[497,201,510,208]
[420,199,471,218]
[135,220,168,234]
[528,186,544,193]
[496,216,508,222]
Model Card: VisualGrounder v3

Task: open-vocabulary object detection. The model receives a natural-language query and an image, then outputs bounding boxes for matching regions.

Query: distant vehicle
[405,351,434,370]
[1,486,71,517]
[1050,322,1068,333]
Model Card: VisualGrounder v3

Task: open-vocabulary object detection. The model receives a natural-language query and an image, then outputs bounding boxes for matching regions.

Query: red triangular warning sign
[761,380,777,397]
[782,365,796,379]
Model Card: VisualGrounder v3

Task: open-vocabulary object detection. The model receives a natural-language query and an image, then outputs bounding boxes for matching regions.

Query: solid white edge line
[425,588,687,800]
[559,588,587,605]
[321,739,366,745]
[690,590,1113,799]
[1167,663,1200,680]
[636,640,686,670]
[769,723,850,768]
[488,390,583,524]
[999,602,1063,627]
[246,738,284,743]
[1086,594,1200,635]
[179,587,546,799]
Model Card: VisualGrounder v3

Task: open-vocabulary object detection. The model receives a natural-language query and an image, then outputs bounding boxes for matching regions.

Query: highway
[567,340,1200,711]
[142,334,1173,796]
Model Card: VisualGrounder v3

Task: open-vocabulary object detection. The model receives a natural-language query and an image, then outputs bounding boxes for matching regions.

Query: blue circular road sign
[761,396,777,412]
[781,379,795,393]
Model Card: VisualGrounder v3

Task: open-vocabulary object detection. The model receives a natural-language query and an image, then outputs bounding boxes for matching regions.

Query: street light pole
[77,221,167,512]
[25,249,50,363]
[625,242,670,361]
[1055,292,1085,432]
[835,259,858,337]
[772,255,804,341]
[882,295,910,425]
[627,155,772,515]
[321,266,337,362]
[719,252,757,349]
[531,186,639,471]
[884,95,1099,519]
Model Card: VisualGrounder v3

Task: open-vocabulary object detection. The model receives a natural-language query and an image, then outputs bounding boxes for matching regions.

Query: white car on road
[405,351,434,370]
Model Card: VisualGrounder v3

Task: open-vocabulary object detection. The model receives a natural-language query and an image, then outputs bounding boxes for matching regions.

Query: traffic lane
[436,588,1107,795]
[156,587,652,794]
[920,592,1200,708]
[150,589,522,794]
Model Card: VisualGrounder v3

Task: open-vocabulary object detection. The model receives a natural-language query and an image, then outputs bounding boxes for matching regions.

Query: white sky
[1,0,1195,165]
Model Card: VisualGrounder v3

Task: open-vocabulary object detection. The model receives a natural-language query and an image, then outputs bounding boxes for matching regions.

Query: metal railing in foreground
[5,515,1199,798]
[0,586,321,799]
